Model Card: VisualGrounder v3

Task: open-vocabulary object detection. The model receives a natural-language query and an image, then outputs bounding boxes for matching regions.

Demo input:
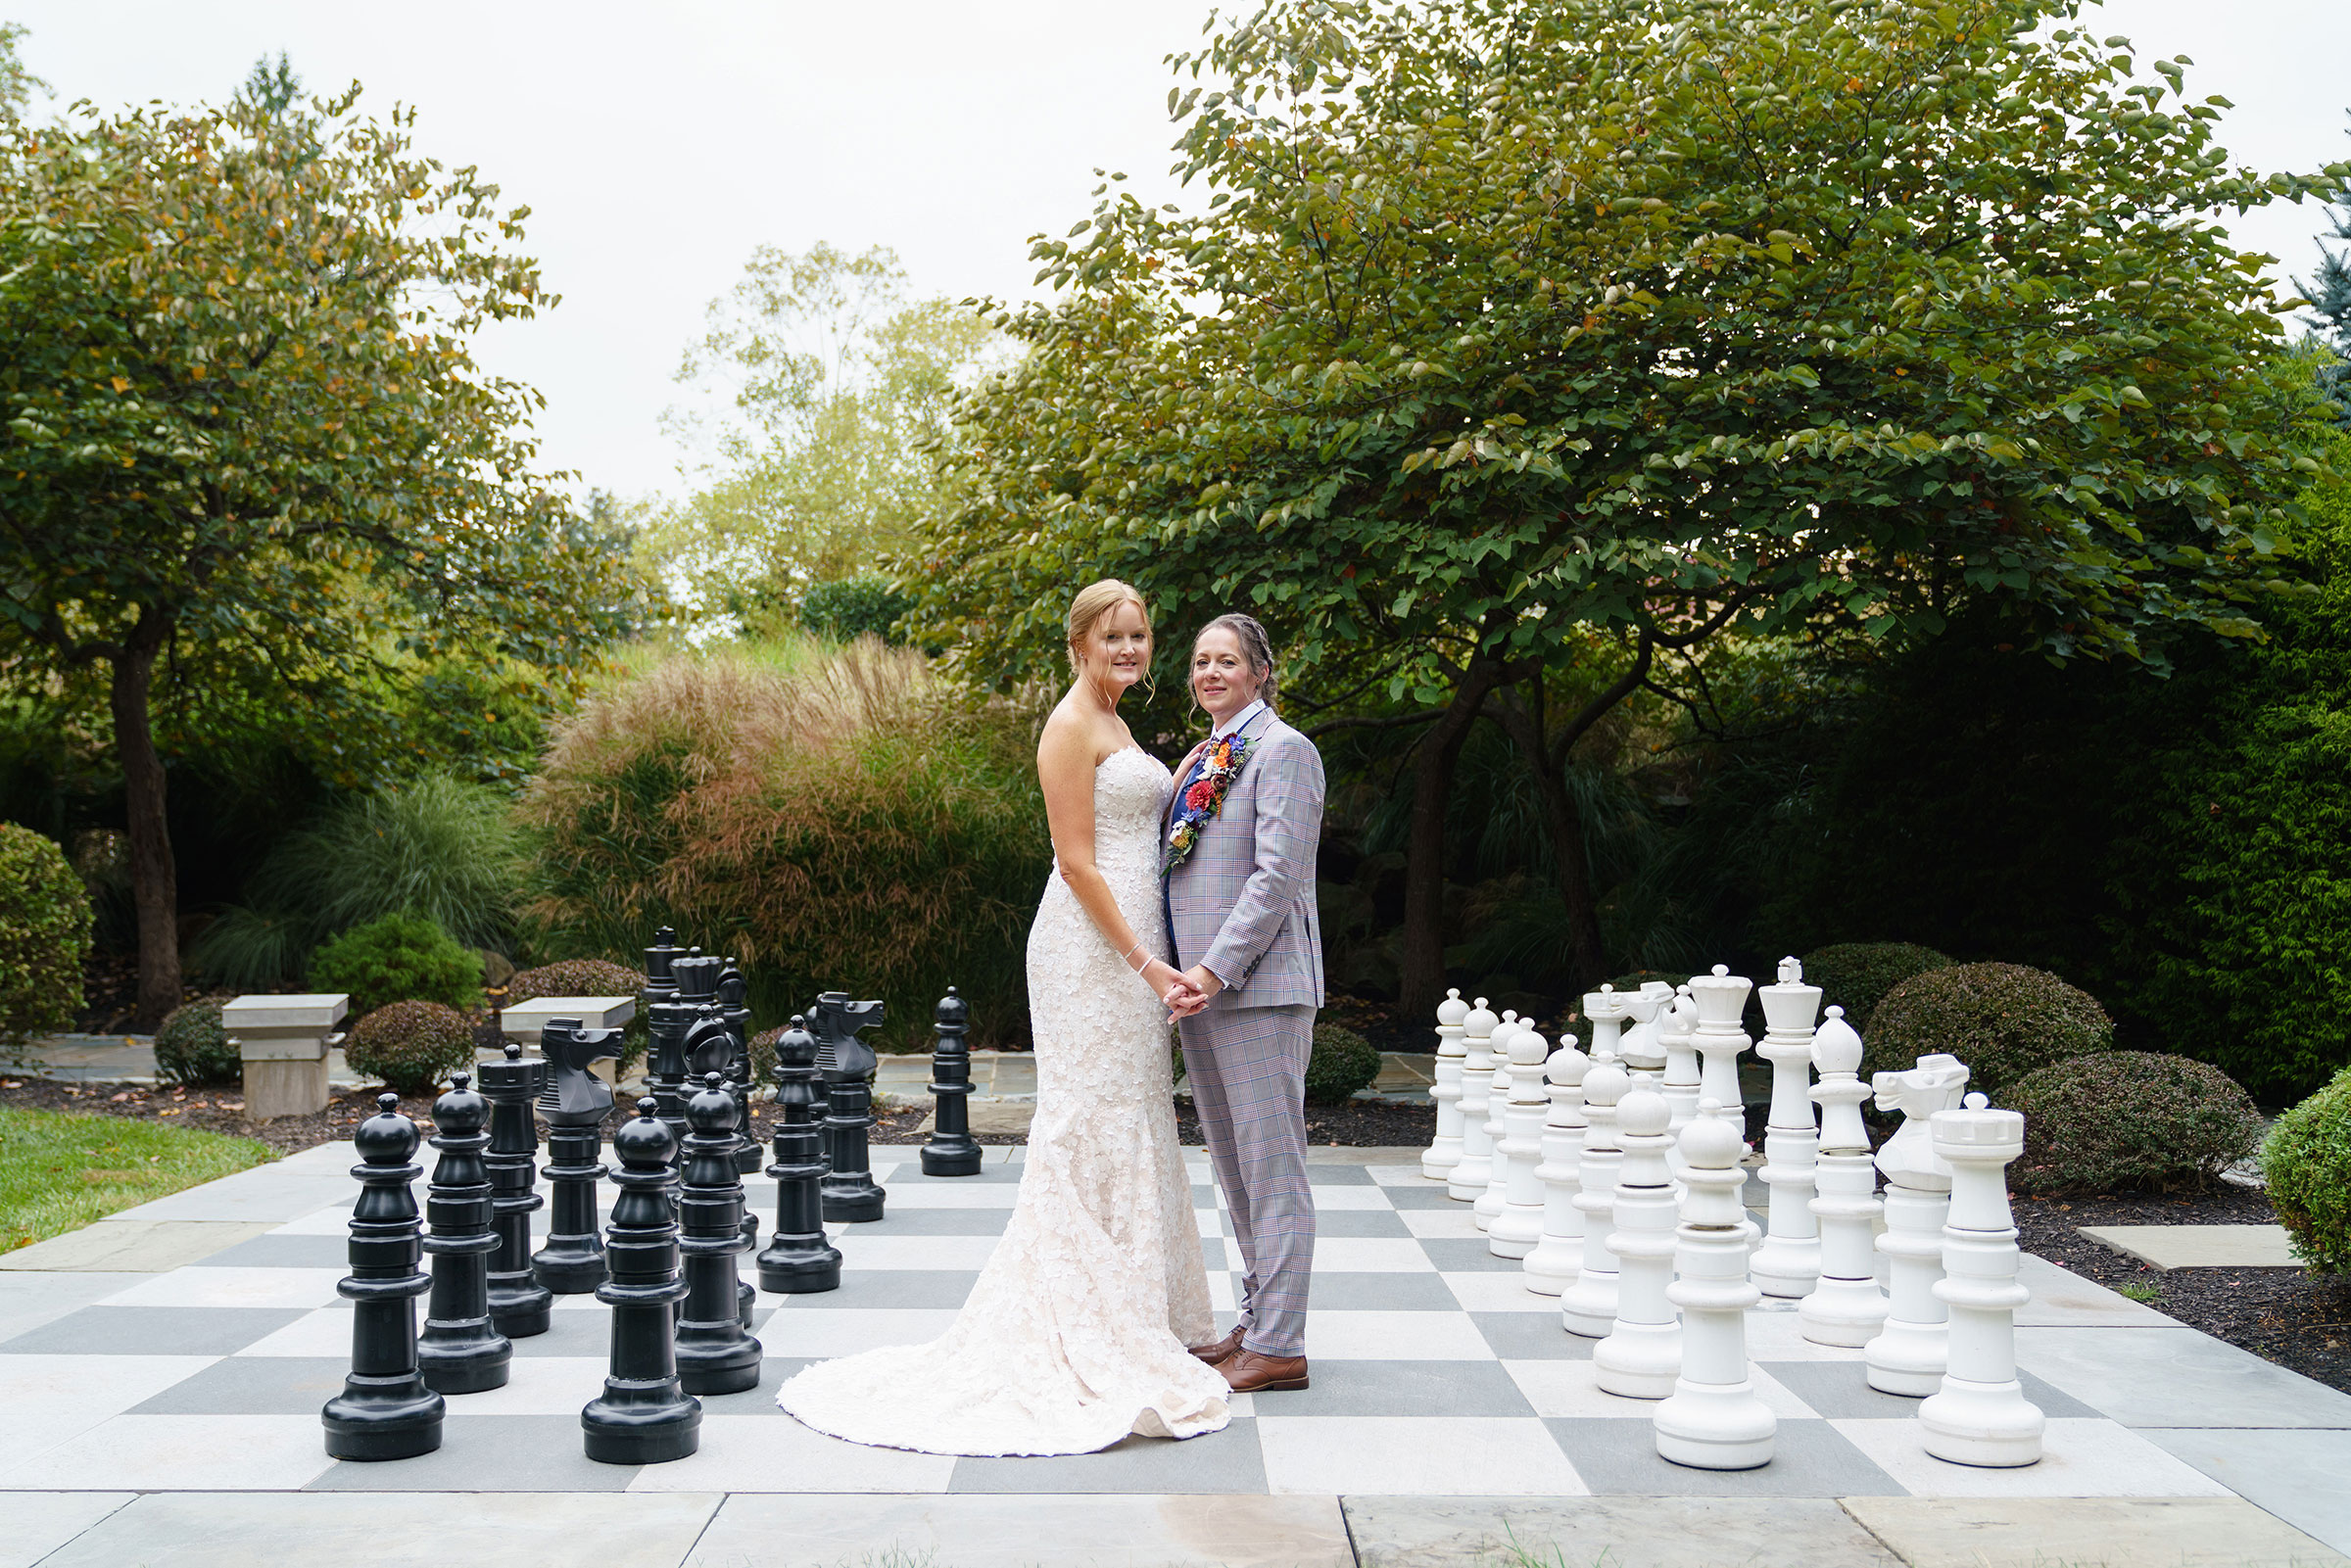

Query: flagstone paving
[1,1144,2344,1567]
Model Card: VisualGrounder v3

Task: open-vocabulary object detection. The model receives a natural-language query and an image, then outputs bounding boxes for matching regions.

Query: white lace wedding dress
[775,746,1231,1455]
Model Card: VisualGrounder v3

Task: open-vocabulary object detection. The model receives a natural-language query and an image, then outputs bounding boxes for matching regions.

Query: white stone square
[0,1356,220,1471]
[1502,1357,1817,1420]
[1829,1416,2236,1497]
[756,1308,959,1358]
[1312,1239,1436,1273]
[1308,1185,1395,1212]
[97,1267,345,1310]
[1257,1415,1586,1496]
[1307,1310,1492,1360]
[1399,1207,1484,1239]
[829,1235,999,1271]
[1441,1272,1563,1313]
[627,1413,956,1494]
[0,1414,333,1491]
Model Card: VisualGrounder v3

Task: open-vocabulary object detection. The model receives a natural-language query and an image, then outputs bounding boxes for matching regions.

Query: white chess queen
[775,580,1231,1455]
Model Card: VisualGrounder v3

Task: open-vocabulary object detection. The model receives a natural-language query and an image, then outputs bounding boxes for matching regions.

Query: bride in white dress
[776,579,1232,1455]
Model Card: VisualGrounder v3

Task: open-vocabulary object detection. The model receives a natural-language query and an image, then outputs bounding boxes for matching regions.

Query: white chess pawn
[1919,1091,2043,1466]
[1521,1031,1588,1295]
[1559,1056,1628,1338]
[1447,998,1499,1202]
[1474,1013,1521,1231]
[1421,988,1471,1181]
[1594,1088,1681,1398]
[1751,958,1823,1299]
[1490,1025,1552,1259]
[1866,1054,1971,1396]
[1655,1100,1774,1470]
[1799,1006,1888,1348]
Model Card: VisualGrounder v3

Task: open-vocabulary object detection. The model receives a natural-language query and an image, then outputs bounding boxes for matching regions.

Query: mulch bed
[2015,1183,2351,1397]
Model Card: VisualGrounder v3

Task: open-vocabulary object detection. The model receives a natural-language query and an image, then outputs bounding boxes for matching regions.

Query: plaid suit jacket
[1163,707,1326,1012]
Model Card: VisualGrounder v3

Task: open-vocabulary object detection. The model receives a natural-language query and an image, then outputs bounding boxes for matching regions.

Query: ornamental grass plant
[516,636,1049,1050]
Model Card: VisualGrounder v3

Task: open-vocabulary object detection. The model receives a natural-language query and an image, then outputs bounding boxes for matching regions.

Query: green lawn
[0,1106,273,1253]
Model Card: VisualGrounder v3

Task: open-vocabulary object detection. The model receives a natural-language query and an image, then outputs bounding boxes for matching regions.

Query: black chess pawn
[811,992,888,1223]
[322,1093,445,1460]
[922,986,983,1177]
[582,1097,701,1464]
[534,1019,619,1293]
[479,1043,552,1337]
[675,1072,765,1396]
[717,962,762,1176]
[757,1015,841,1294]
[416,1071,512,1394]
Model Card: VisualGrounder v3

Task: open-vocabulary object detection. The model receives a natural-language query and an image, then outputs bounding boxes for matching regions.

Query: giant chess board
[0,1142,2260,1497]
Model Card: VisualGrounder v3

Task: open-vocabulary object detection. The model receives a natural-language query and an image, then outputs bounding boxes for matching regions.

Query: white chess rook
[1865,1054,1971,1396]
[1799,1006,1888,1348]
[1475,1013,1522,1230]
[1521,1031,1589,1295]
[1655,1100,1774,1469]
[1751,958,1823,1299]
[1583,986,1628,1071]
[1447,998,1500,1202]
[1559,1057,1628,1338]
[1490,1025,1552,1259]
[1594,1087,1682,1398]
[1919,1091,2043,1466]
[1422,989,1471,1180]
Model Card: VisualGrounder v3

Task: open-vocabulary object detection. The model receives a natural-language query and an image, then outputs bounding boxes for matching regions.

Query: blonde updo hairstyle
[1065,578,1152,680]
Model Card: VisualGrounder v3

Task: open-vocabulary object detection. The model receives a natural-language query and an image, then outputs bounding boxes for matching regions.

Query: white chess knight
[1919,1091,2043,1466]
[1799,1006,1889,1348]
[1421,988,1470,1181]
[1593,1087,1682,1398]
[1750,958,1823,1299]
[1475,1012,1523,1231]
[1489,1023,1552,1259]
[1618,983,1674,1090]
[1447,997,1500,1202]
[1521,1030,1589,1295]
[1655,1100,1774,1470]
[1865,1054,1971,1396]
[1559,1055,1628,1338]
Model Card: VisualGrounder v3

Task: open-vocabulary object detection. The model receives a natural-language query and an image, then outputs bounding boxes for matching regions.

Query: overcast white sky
[11,1,2348,504]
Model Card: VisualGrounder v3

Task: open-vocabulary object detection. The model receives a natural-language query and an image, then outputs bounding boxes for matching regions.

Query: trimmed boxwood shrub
[2007,1052,2262,1195]
[1866,962,2113,1095]
[1304,1022,1381,1105]
[2264,1066,2351,1273]
[1799,942,1956,1032]
[308,912,481,1016]
[346,1000,477,1095]
[153,997,240,1085]
[0,822,94,1049]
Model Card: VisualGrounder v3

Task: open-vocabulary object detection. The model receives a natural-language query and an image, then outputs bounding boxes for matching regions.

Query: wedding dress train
[775,746,1231,1455]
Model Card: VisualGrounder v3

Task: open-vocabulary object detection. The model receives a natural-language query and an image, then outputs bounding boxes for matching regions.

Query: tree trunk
[1397,663,1501,1021]
[110,613,178,1030]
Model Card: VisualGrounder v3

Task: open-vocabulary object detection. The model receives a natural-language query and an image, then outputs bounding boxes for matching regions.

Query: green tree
[0,86,650,1026]
[651,242,1006,632]
[2302,111,2351,422]
[918,0,2343,1016]
[0,22,48,120]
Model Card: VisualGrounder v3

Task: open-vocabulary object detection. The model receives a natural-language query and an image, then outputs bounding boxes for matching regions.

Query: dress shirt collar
[1213,697,1269,740]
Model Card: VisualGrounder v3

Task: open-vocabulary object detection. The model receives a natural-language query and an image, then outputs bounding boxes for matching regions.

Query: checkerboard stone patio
[3,1144,2347,1568]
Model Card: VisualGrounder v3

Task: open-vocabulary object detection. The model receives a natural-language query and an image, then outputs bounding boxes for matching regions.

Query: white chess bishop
[1799,1006,1889,1348]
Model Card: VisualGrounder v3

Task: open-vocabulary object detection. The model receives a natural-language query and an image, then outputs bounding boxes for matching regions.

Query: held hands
[1153,962,1223,1022]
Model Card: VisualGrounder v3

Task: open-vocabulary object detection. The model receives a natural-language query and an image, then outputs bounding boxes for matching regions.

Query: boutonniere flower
[1163,733,1254,873]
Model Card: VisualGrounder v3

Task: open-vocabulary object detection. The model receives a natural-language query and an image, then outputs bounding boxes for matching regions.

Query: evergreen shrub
[346,1000,476,1096]
[1800,942,1956,1031]
[801,578,914,644]
[1866,962,2112,1095]
[307,912,482,1016]
[153,997,239,1085]
[0,823,93,1048]
[2007,1052,2262,1195]
[2263,1066,2351,1272]
[1304,1022,1381,1104]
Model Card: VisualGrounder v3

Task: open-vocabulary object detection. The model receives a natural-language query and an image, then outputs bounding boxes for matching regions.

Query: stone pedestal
[1521,1031,1588,1295]
[1422,988,1470,1180]
[1595,1088,1682,1399]
[1559,1058,1628,1339]
[227,993,346,1121]
[1751,959,1823,1299]
[1655,1100,1773,1469]
[1866,1054,1971,1397]
[1447,999,1500,1203]
[503,997,636,1088]
[1920,1092,2042,1467]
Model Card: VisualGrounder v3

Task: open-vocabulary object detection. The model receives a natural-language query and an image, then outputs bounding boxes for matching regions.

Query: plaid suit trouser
[1179,1002,1316,1356]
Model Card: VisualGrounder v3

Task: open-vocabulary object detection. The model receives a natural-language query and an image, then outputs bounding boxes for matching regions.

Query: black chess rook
[921,985,983,1177]
[757,1015,841,1294]
[533,1018,620,1293]
[811,991,888,1223]
[321,1093,445,1460]
[479,1042,552,1336]
[582,1097,701,1464]
[675,1072,765,1396]
[415,1071,512,1394]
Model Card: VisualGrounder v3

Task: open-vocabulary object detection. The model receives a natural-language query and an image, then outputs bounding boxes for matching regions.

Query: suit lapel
[1161,707,1274,843]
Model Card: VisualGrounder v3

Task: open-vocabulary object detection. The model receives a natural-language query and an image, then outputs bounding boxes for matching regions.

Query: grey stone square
[886,1164,1025,1186]
[948,1416,1267,1494]
[307,1412,637,1490]
[1544,1416,1907,1497]
[765,1269,981,1310]
[508,1308,616,1358]
[1417,1238,1527,1272]
[0,1306,309,1356]
[1271,1359,1535,1418]
[1760,1358,2095,1420]
[697,1356,815,1415]
[1475,1311,1594,1359]
[1381,1185,1467,1210]
[1200,1238,1227,1272]
[1304,1272,1461,1310]
[851,1209,1011,1237]
[1344,1496,1903,1568]
[130,1355,347,1414]
[189,1233,355,1269]
[1304,1164,1377,1185]
[2016,1325,2351,1428]
[1314,1210,1412,1239]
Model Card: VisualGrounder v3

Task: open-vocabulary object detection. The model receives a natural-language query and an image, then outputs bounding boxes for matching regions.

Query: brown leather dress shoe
[1188,1325,1246,1366]
[1219,1349,1309,1393]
